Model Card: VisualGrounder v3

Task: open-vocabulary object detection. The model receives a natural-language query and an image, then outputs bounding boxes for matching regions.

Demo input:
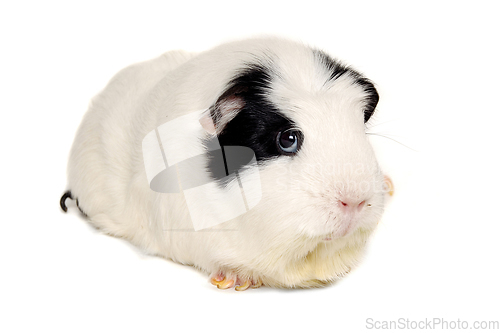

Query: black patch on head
[355,76,379,123]
[204,140,257,186]
[314,50,379,123]
[314,49,351,82]
[210,64,301,162]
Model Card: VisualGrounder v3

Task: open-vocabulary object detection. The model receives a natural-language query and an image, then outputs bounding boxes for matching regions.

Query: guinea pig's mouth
[322,218,356,241]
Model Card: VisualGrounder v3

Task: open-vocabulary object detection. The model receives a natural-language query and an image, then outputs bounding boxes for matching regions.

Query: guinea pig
[60,37,391,290]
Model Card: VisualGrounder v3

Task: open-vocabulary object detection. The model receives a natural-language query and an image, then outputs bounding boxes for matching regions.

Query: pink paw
[210,271,263,291]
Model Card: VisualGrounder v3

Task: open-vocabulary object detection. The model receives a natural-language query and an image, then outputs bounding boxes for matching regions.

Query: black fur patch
[211,64,300,162]
[60,190,73,212]
[314,50,379,123]
[59,190,87,216]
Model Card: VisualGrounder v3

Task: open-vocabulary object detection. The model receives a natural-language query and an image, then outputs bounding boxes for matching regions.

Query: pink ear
[218,95,244,117]
[199,112,216,134]
[199,95,244,134]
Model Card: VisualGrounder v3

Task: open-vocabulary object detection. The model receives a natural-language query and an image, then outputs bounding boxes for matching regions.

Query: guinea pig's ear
[199,85,246,135]
[199,111,217,135]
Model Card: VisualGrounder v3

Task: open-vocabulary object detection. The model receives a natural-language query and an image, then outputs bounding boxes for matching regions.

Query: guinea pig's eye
[276,129,302,155]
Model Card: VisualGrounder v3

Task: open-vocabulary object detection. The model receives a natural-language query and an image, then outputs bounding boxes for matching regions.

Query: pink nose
[338,199,366,213]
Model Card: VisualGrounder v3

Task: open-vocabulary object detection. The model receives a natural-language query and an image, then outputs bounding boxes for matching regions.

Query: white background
[1,1,499,332]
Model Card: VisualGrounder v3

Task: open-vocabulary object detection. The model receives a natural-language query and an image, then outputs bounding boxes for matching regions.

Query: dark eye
[276,129,302,155]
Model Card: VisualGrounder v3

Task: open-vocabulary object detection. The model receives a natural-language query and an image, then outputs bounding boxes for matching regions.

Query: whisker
[366,132,419,152]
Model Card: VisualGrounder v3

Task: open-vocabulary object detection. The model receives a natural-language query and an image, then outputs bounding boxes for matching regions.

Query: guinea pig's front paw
[210,271,263,291]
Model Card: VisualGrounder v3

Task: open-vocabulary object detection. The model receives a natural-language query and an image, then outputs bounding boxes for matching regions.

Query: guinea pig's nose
[338,199,366,213]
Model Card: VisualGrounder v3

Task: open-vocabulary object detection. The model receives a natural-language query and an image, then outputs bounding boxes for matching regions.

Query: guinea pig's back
[66,50,193,225]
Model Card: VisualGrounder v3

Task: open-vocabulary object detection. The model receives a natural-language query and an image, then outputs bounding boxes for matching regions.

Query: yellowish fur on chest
[258,229,372,288]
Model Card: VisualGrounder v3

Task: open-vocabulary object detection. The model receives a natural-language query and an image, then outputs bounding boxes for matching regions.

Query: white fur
[66,37,386,288]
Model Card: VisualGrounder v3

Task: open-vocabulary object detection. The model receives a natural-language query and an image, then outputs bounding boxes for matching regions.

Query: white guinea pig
[61,37,390,290]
